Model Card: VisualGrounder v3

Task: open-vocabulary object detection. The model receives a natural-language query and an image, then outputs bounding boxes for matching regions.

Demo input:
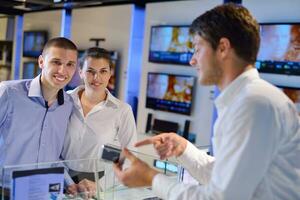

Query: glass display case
[1,150,179,200]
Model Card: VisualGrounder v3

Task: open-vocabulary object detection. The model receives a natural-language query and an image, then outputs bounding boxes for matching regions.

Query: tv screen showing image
[23,31,48,57]
[146,72,195,115]
[256,23,300,76]
[149,25,193,65]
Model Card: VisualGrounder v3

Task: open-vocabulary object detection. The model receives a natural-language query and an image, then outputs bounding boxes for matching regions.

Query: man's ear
[38,55,44,70]
[217,37,231,59]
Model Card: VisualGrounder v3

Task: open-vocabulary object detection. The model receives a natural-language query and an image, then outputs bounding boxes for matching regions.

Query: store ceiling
[0,0,183,15]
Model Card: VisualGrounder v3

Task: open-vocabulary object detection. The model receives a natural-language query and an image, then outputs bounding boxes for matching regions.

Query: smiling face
[189,35,223,86]
[39,46,77,90]
[80,57,111,93]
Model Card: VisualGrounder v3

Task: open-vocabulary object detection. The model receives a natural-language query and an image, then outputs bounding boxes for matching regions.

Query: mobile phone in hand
[101,144,124,164]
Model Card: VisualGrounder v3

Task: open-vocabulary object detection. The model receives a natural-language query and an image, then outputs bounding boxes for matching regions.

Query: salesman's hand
[135,133,187,159]
[113,148,159,187]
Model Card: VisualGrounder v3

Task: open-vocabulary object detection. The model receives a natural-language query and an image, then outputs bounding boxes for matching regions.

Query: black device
[152,119,179,134]
[145,113,153,133]
[182,120,190,140]
[89,38,105,47]
[101,144,123,163]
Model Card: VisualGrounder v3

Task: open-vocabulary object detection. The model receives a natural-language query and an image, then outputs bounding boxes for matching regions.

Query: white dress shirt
[62,86,137,172]
[152,68,300,200]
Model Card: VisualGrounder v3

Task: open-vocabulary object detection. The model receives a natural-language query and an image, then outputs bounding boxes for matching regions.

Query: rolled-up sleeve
[177,142,215,185]
[152,96,278,200]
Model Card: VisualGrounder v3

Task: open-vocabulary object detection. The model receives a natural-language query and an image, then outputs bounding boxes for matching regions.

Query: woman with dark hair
[62,47,137,195]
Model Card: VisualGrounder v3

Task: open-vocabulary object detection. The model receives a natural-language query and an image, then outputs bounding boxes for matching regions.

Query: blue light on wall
[126,5,145,119]
[13,15,23,80]
[60,8,72,39]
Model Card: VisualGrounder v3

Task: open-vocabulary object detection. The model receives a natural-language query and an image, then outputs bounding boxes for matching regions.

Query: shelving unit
[0,40,13,81]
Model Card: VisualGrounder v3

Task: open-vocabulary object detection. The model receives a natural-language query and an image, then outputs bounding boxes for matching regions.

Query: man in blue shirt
[0,37,78,174]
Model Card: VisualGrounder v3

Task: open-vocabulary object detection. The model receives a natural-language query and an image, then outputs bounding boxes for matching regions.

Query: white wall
[137,0,222,146]
[243,0,300,88]
[24,10,62,38]
[71,5,134,101]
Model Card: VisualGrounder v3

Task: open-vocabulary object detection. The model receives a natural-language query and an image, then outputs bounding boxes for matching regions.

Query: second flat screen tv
[256,23,300,76]
[149,25,193,65]
[146,72,195,115]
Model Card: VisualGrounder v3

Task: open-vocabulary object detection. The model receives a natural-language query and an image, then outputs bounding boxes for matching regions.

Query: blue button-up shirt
[0,75,73,167]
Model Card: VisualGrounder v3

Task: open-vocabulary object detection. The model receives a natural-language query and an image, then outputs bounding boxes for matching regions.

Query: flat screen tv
[149,25,193,65]
[146,72,195,115]
[256,23,300,76]
[23,31,48,57]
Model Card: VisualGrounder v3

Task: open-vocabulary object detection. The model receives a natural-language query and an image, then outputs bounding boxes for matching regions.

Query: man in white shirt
[113,3,300,200]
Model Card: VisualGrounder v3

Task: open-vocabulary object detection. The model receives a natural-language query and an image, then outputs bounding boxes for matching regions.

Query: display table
[1,150,178,200]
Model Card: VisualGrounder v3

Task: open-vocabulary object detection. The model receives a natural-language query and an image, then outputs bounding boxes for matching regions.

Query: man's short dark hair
[190,3,260,64]
[42,37,78,56]
[80,47,113,69]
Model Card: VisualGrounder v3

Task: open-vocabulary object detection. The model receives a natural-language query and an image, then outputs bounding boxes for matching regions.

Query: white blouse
[62,86,137,172]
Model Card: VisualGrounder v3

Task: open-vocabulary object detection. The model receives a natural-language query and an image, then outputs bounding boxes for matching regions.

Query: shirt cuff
[177,141,201,163]
[64,171,75,186]
[152,173,177,199]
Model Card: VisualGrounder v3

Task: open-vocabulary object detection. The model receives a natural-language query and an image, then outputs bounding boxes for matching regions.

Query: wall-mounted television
[23,31,48,57]
[256,23,300,76]
[146,72,195,115]
[149,25,193,65]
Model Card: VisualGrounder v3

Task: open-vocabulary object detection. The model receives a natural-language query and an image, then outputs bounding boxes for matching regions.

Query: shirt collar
[28,74,66,106]
[28,74,43,98]
[215,68,260,111]
[70,86,120,109]
[105,89,120,108]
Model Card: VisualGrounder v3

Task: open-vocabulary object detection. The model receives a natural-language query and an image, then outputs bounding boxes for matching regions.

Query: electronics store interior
[0,0,299,199]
